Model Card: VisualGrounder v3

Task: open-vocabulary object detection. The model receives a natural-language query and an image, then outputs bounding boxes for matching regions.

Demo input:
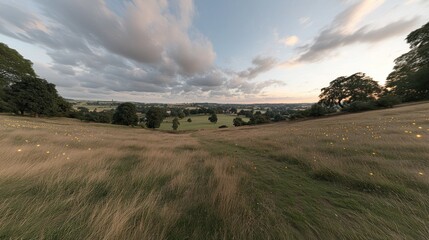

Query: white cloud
[279,35,299,46]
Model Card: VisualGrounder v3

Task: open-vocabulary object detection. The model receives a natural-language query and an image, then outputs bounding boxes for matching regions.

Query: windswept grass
[0,102,428,239]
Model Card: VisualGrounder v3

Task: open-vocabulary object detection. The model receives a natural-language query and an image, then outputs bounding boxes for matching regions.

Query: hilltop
[0,102,428,239]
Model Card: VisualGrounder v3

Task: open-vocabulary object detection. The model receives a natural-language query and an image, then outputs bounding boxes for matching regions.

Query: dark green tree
[386,22,429,101]
[0,42,36,85]
[249,111,270,125]
[208,113,218,123]
[112,102,138,126]
[319,72,381,108]
[1,43,37,112]
[145,107,166,129]
[7,77,64,117]
[233,117,245,127]
[172,117,180,130]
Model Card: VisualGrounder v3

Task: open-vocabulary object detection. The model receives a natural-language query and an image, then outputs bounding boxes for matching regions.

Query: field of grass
[0,103,428,239]
[159,114,248,131]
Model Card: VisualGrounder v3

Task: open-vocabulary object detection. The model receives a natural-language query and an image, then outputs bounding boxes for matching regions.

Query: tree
[0,42,36,85]
[233,117,245,127]
[172,117,180,130]
[7,77,64,116]
[112,102,138,126]
[319,72,381,108]
[386,21,429,101]
[187,118,192,122]
[249,111,270,125]
[1,43,37,112]
[145,107,166,129]
[208,113,218,123]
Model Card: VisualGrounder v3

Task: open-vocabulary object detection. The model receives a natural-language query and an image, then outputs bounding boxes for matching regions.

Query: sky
[0,0,428,103]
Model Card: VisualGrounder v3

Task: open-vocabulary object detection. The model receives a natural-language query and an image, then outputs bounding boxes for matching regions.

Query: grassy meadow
[0,102,428,239]
[159,114,249,131]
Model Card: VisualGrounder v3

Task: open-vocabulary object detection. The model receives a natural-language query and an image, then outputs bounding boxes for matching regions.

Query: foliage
[386,21,429,101]
[218,125,228,128]
[7,77,65,116]
[343,101,377,112]
[319,72,382,108]
[187,118,192,123]
[376,94,402,108]
[308,104,330,117]
[248,112,270,125]
[79,110,114,123]
[233,117,246,127]
[208,113,218,123]
[0,42,36,85]
[146,107,166,129]
[112,102,138,126]
[172,117,180,131]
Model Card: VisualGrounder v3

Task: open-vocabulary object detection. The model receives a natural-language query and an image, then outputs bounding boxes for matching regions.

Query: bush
[376,95,401,108]
[187,118,192,123]
[218,125,228,128]
[233,117,246,127]
[309,104,328,117]
[344,101,377,112]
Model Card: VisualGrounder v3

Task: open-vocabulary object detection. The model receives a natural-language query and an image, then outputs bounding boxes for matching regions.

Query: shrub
[187,118,192,123]
[344,101,377,112]
[218,125,228,128]
[376,95,402,108]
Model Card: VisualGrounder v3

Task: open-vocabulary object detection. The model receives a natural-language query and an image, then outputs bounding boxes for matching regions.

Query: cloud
[239,56,277,79]
[299,17,312,27]
[279,35,299,46]
[289,0,419,64]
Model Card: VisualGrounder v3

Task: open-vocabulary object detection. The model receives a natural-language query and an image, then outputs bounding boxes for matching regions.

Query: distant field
[0,103,428,239]
[159,114,249,131]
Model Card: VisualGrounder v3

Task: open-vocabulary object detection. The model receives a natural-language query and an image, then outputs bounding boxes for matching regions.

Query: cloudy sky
[0,0,427,103]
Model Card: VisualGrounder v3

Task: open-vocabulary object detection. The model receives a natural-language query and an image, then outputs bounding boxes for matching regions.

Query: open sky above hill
[0,0,428,103]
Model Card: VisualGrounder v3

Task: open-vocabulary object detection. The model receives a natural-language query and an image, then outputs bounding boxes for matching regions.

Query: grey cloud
[51,64,75,76]
[187,71,226,87]
[292,0,420,64]
[296,18,418,63]
[0,0,281,101]
[239,56,277,79]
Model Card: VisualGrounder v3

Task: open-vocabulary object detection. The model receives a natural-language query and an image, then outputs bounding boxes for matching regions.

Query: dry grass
[0,102,428,239]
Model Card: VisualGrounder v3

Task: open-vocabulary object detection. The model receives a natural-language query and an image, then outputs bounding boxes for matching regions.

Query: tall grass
[0,102,428,239]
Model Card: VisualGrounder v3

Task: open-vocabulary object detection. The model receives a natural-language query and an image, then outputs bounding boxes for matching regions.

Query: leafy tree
[7,77,64,116]
[233,117,245,127]
[112,102,138,126]
[0,42,36,85]
[249,111,270,125]
[187,118,192,122]
[172,117,180,130]
[1,43,37,112]
[319,72,381,108]
[309,104,329,117]
[386,21,429,101]
[208,113,218,123]
[146,107,166,129]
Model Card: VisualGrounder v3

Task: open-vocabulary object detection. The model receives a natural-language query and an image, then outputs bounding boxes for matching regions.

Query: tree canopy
[208,113,218,123]
[386,21,429,101]
[172,117,180,130]
[7,77,67,116]
[145,107,166,129]
[319,72,382,108]
[0,43,36,85]
[112,102,138,126]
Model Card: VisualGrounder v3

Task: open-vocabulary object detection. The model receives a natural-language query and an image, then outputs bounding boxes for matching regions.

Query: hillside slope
[0,103,428,239]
